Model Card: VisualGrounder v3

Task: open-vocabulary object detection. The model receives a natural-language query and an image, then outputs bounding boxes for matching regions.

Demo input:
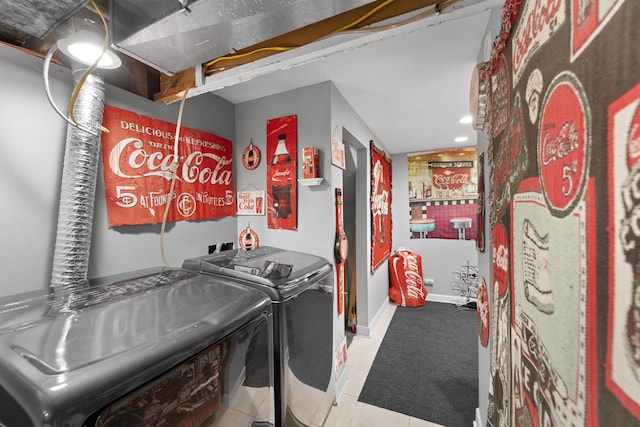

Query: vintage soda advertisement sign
[266,115,297,230]
[101,106,235,227]
[370,141,392,272]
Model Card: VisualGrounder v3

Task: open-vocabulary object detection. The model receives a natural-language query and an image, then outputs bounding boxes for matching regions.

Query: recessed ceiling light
[459,115,473,124]
[454,136,469,143]
[57,32,121,69]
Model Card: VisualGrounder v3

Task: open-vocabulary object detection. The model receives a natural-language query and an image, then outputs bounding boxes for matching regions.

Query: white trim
[334,367,349,403]
[356,297,390,337]
[426,293,468,305]
[475,407,483,427]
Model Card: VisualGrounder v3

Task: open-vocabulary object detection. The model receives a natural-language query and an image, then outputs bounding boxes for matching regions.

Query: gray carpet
[358,301,478,427]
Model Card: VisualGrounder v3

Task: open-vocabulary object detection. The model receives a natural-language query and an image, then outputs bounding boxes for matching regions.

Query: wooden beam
[154,67,195,104]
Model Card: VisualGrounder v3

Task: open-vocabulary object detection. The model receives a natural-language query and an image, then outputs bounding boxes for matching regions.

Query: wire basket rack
[450,261,479,306]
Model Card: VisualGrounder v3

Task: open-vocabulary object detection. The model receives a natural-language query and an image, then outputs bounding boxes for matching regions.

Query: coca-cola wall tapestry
[266,115,297,230]
[101,106,235,227]
[370,140,392,272]
[408,147,478,240]
[484,0,640,425]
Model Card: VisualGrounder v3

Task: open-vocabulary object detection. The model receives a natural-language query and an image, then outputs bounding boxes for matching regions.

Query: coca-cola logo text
[512,0,564,83]
[493,244,509,273]
[108,137,232,186]
[271,168,292,182]
[542,121,579,166]
[433,173,470,189]
[372,190,389,215]
[396,253,426,301]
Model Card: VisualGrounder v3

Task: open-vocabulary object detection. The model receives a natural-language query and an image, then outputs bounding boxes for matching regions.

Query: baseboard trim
[474,407,483,427]
[334,367,348,402]
[356,296,390,337]
[426,293,468,305]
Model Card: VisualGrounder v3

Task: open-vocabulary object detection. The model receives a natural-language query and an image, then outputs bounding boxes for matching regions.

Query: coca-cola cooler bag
[388,250,428,307]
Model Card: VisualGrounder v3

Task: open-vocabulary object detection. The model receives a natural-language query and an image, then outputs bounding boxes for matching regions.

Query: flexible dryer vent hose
[50,64,105,298]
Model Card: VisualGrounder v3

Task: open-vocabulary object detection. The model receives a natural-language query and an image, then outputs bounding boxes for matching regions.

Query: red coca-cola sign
[477,276,489,347]
[266,115,297,230]
[432,172,470,190]
[538,71,591,217]
[101,106,235,227]
[428,160,473,191]
[492,222,509,296]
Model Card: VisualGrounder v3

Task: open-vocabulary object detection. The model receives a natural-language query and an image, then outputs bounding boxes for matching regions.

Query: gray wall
[234,82,334,262]
[234,82,348,358]
[234,81,394,339]
[330,84,392,333]
[0,42,237,297]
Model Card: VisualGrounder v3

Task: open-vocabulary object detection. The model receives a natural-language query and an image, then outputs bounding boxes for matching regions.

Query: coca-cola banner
[408,147,478,240]
[101,106,235,227]
[371,141,392,272]
[266,115,297,230]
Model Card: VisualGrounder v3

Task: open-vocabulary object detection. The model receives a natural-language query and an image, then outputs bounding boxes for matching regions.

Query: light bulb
[57,33,122,69]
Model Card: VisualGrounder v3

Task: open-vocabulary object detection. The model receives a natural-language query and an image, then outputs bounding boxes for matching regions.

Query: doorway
[341,129,367,346]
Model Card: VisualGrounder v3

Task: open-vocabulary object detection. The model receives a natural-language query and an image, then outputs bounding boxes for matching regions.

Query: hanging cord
[204,46,292,70]
[160,87,190,266]
[328,0,459,37]
[67,0,110,134]
[43,44,88,132]
[43,0,111,135]
[332,0,395,33]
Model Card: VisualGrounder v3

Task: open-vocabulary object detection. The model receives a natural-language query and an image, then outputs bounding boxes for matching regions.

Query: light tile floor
[319,301,445,427]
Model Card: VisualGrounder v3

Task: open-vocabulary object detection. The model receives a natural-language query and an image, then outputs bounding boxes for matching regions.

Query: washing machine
[0,267,274,427]
[183,246,334,427]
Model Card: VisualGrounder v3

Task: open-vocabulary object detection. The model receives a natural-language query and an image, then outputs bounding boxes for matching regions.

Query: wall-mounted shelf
[298,178,324,186]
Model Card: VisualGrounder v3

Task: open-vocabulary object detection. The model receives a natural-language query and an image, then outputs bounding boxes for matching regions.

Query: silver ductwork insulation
[50,64,105,296]
[0,0,89,38]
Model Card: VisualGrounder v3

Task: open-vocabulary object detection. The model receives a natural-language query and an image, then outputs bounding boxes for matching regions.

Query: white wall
[0,43,237,297]
[391,154,478,298]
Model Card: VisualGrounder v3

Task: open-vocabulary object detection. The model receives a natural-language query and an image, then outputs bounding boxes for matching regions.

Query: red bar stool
[449,217,473,239]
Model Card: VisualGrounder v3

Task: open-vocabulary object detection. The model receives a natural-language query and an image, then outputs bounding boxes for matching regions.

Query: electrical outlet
[424,277,434,286]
